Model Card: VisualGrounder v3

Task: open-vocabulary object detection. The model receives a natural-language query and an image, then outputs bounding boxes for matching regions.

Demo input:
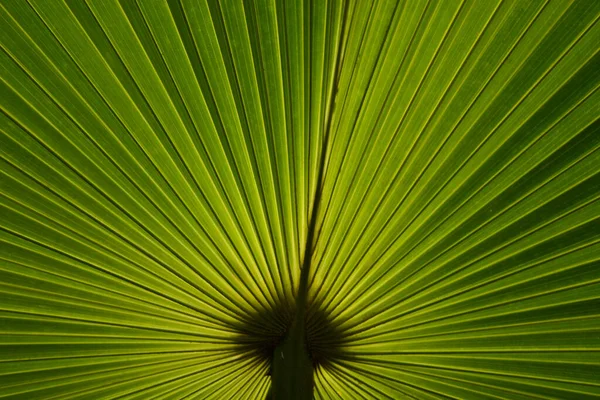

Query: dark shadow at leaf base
[231,302,352,372]
[231,301,294,370]
[305,308,350,369]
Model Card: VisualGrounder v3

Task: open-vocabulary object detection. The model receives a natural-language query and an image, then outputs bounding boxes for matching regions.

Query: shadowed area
[231,302,350,373]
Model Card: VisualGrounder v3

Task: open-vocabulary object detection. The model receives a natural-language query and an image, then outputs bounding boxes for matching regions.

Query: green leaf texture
[1,0,599,398]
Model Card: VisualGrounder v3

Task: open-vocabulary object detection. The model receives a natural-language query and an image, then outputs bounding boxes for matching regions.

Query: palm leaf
[1,0,599,398]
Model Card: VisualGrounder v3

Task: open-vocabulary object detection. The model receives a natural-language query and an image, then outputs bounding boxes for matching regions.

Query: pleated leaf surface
[1,0,599,399]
